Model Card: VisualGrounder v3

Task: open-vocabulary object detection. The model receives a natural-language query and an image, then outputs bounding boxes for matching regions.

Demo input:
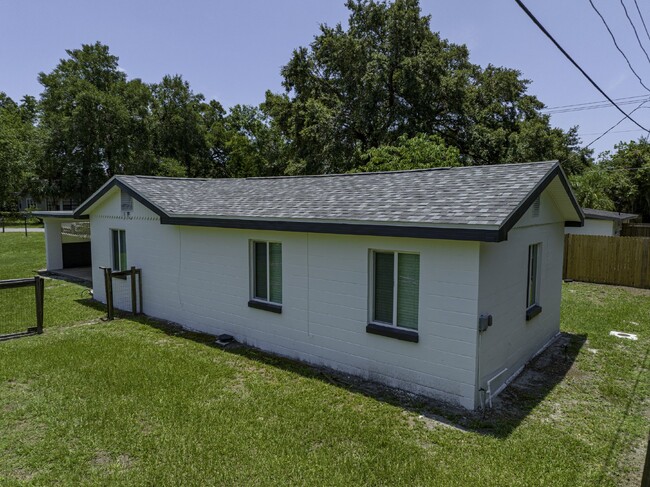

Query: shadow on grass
[92,304,587,439]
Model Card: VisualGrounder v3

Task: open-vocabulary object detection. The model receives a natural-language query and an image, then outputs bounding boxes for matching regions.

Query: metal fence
[563,234,650,288]
[0,277,45,340]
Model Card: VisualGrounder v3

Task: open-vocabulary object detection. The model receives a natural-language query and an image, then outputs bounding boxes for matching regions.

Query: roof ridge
[115,160,558,182]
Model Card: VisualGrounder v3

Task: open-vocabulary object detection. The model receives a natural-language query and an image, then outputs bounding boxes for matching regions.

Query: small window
[527,243,541,308]
[371,251,420,330]
[251,241,282,305]
[111,229,127,271]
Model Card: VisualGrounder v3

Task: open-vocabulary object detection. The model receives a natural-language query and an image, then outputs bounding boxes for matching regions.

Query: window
[526,243,542,320]
[250,241,282,307]
[111,229,127,271]
[370,251,420,330]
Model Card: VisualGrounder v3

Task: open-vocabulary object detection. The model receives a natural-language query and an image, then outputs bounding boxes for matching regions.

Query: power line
[588,0,650,92]
[578,127,645,136]
[586,97,650,147]
[619,0,650,65]
[542,94,647,111]
[513,0,650,132]
[632,0,650,45]
[544,97,650,114]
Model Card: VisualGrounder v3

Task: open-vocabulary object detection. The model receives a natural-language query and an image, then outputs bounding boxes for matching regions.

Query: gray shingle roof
[582,208,638,222]
[113,161,558,227]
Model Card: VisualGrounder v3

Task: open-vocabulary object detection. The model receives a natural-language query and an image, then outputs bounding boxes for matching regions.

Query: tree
[0,93,40,209]
[569,169,617,211]
[150,75,213,178]
[264,0,589,175]
[221,105,289,177]
[353,133,460,172]
[37,42,155,201]
[597,139,650,219]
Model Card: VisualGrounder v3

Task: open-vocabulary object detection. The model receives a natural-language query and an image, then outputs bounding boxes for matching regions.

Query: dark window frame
[111,229,127,272]
[368,249,420,332]
[249,240,283,309]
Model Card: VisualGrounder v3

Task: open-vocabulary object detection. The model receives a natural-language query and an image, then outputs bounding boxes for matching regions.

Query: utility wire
[545,98,649,114]
[586,97,650,147]
[588,0,650,92]
[633,0,650,44]
[542,94,647,111]
[619,0,650,65]
[514,0,650,132]
[578,127,644,136]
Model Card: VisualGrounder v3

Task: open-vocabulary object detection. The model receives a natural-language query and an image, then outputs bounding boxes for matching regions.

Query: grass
[0,233,648,485]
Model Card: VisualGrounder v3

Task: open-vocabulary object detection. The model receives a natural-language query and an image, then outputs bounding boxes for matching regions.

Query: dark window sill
[248,300,282,314]
[526,304,542,321]
[366,323,419,343]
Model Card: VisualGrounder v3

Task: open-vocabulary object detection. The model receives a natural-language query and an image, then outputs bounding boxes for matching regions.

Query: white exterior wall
[42,218,64,270]
[565,218,615,236]
[476,191,565,404]
[89,189,482,409]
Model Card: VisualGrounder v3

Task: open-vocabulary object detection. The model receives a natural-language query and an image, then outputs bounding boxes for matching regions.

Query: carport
[33,211,92,281]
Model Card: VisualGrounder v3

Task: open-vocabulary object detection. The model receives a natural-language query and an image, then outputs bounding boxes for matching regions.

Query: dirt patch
[11,468,35,482]
[92,451,134,470]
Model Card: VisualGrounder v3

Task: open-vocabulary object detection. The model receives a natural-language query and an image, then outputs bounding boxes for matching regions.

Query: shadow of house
[81,299,586,439]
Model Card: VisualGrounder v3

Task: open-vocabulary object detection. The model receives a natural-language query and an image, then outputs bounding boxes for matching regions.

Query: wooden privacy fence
[0,276,45,340]
[621,223,650,238]
[563,234,650,288]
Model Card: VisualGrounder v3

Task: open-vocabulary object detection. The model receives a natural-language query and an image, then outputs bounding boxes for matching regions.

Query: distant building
[18,196,78,212]
[565,208,639,237]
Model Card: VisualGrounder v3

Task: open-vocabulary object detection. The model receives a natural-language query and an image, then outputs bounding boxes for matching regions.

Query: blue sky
[1,0,650,157]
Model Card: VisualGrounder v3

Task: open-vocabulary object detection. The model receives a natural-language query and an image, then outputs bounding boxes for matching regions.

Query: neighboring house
[63,161,582,410]
[18,195,78,212]
[565,208,639,237]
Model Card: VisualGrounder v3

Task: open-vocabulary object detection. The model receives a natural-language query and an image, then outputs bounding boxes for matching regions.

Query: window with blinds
[111,229,127,271]
[251,241,282,304]
[371,251,420,330]
[527,243,541,308]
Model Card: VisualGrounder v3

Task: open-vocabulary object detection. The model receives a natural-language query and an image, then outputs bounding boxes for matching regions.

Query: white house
[565,208,639,237]
[64,161,582,410]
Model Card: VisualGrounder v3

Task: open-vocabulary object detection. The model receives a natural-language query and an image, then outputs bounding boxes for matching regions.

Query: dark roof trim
[73,178,167,219]
[74,163,582,242]
[160,215,502,242]
[582,208,638,222]
[32,211,88,220]
[497,162,584,239]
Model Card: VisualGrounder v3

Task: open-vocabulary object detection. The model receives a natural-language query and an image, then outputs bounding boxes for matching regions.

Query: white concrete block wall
[476,190,564,404]
[43,219,63,270]
[565,218,615,236]
[88,189,482,409]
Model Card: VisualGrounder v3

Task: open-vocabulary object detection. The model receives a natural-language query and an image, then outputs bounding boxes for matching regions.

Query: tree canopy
[263,0,591,175]
[2,0,641,218]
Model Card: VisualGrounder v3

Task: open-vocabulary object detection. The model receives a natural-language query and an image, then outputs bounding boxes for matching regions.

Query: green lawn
[0,233,648,486]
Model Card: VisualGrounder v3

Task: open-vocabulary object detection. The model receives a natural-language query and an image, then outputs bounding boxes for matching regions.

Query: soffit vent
[532,197,541,218]
[121,190,133,212]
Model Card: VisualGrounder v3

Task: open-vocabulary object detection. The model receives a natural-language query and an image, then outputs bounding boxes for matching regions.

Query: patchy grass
[0,233,648,485]
[0,234,104,335]
[0,233,45,279]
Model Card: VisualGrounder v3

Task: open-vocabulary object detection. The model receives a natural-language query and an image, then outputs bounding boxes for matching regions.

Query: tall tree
[264,0,590,175]
[37,42,154,201]
[0,93,40,209]
[150,75,212,177]
[597,139,650,219]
